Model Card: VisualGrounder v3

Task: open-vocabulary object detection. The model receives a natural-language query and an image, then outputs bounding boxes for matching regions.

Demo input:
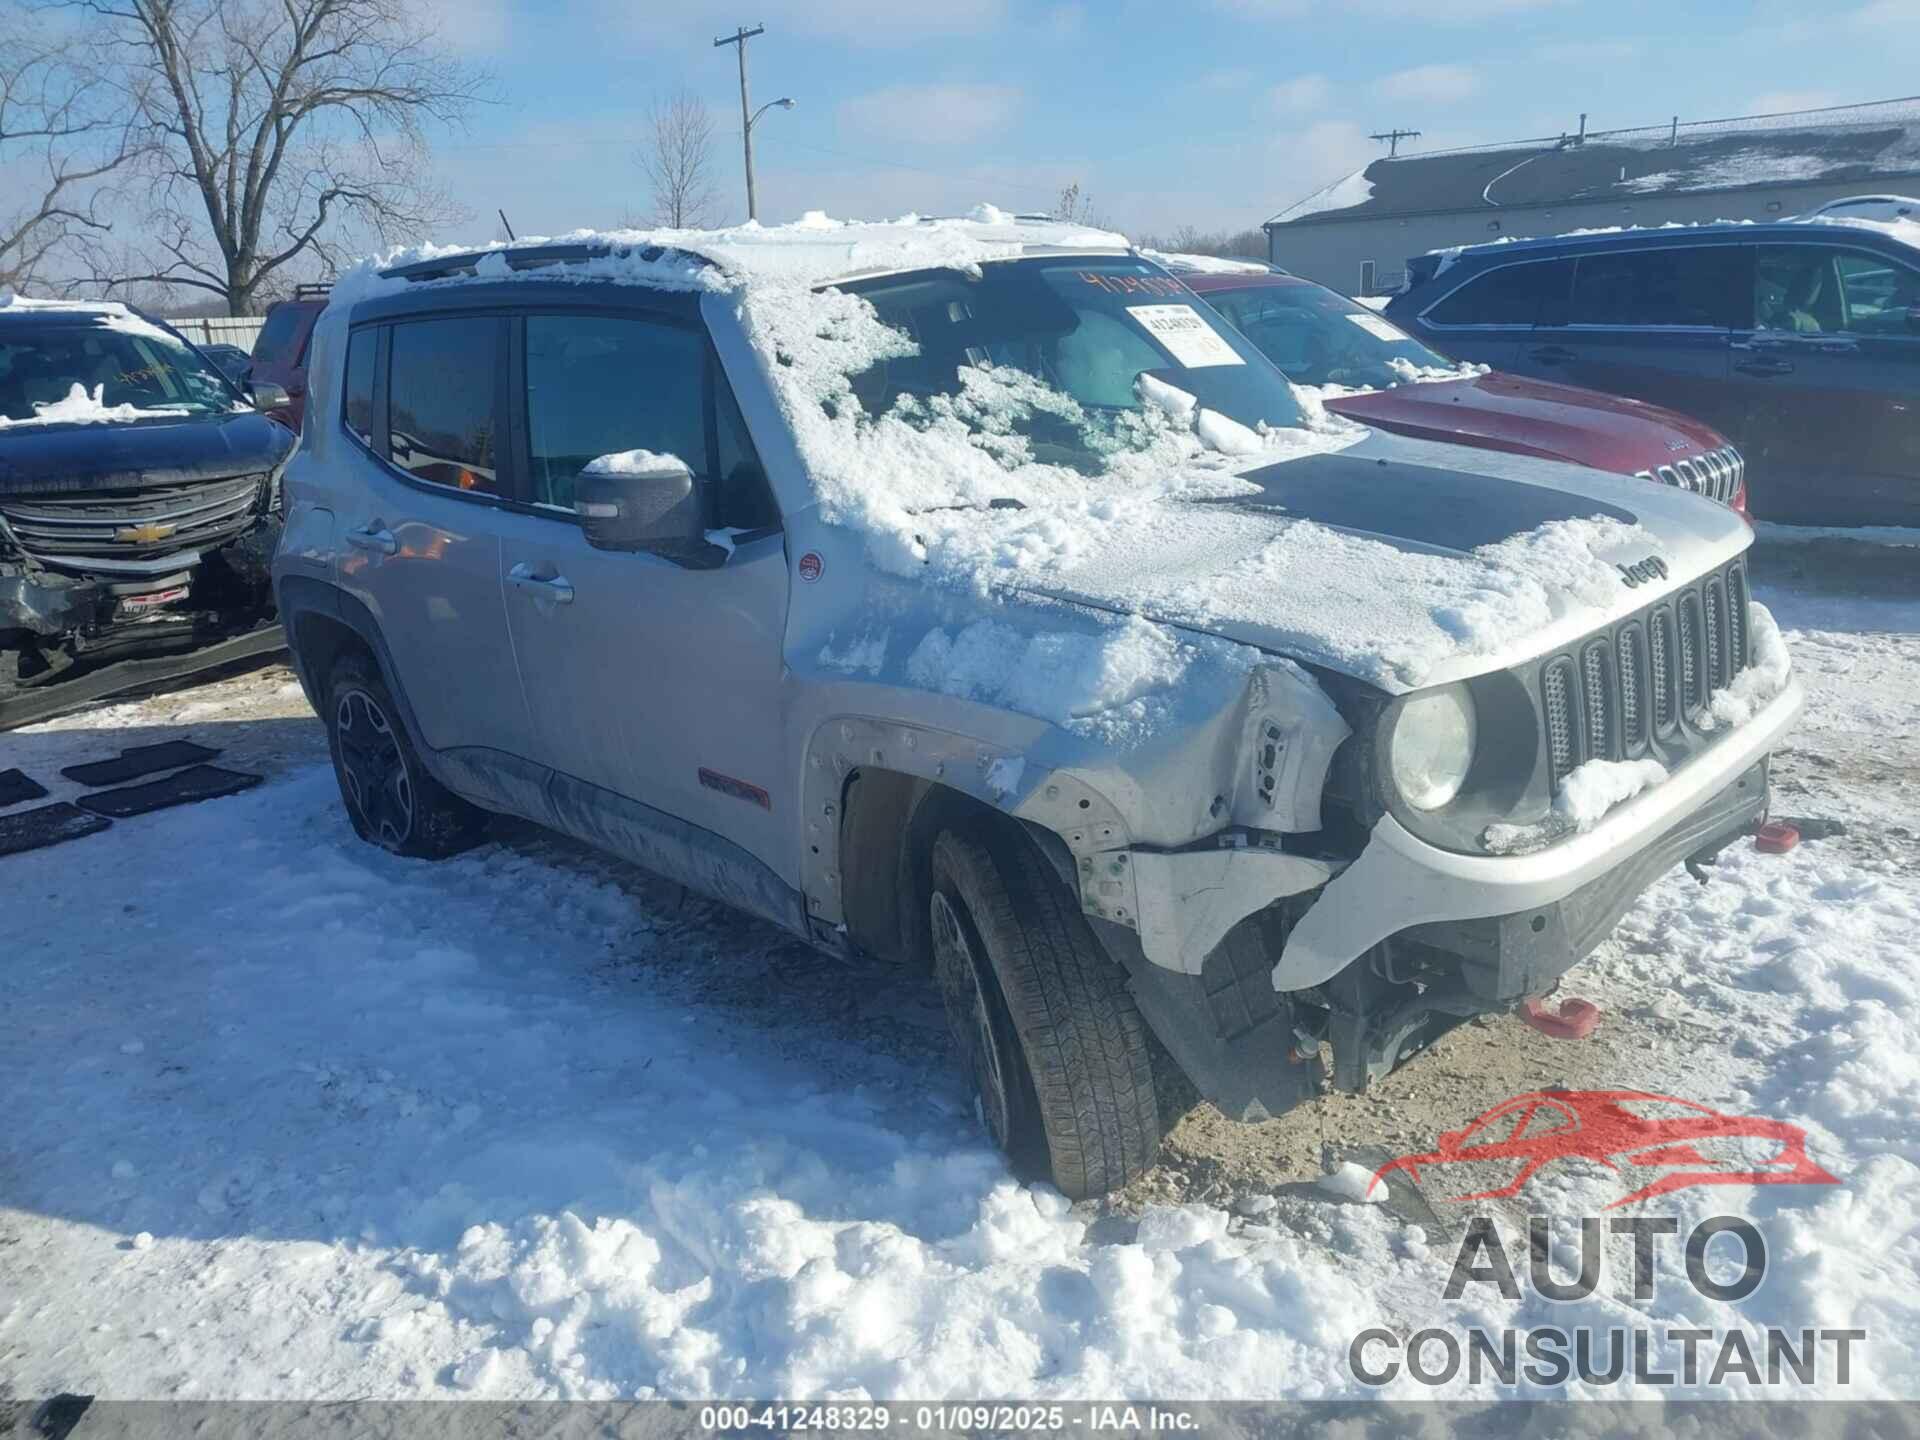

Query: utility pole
[1369,128,1422,158]
[715,24,766,221]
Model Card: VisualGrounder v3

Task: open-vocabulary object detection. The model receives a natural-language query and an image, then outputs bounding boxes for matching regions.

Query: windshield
[838,258,1305,471]
[1203,281,1457,389]
[250,303,309,363]
[0,318,237,425]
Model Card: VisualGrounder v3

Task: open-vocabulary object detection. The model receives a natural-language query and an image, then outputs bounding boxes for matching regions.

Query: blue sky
[430,0,1920,241]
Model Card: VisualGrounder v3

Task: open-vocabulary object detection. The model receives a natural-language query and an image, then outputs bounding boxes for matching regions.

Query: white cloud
[418,0,510,53]
[1198,67,1256,92]
[1268,74,1332,112]
[1217,0,1563,19]
[595,0,1007,49]
[837,83,1023,148]
[1748,89,1844,115]
[1532,37,1642,63]
[1374,63,1481,105]
[1374,0,1564,12]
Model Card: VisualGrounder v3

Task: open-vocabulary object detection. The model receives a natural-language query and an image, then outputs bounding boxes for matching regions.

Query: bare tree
[64,0,492,314]
[0,15,135,291]
[638,87,717,231]
[1054,181,1113,231]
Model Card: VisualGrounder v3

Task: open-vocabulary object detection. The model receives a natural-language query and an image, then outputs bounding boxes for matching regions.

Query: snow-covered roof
[0,290,183,345]
[1267,96,1920,228]
[1138,250,1279,276]
[345,206,1131,309]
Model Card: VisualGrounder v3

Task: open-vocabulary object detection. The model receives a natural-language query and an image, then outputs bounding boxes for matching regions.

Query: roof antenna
[1576,112,1588,145]
[498,209,516,242]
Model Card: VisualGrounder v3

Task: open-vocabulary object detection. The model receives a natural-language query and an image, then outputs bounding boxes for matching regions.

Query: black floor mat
[0,767,49,807]
[0,801,111,856]
[61,739,221,787]
[74,763,260,819]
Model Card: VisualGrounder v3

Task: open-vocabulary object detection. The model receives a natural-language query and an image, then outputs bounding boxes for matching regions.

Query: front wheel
[930,827,1165,1199]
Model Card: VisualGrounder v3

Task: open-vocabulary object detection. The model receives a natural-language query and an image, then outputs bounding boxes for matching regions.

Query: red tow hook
[1520,996,1602,1040]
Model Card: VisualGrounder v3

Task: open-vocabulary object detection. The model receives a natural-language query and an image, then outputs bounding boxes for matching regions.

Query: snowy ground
[1,552,1917,1402]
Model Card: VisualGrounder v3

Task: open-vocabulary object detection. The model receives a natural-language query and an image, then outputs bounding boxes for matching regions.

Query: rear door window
[1569,247,1739,328]
[342,327,377,448]
[1425,258,1574,327]
[387,317,502,496]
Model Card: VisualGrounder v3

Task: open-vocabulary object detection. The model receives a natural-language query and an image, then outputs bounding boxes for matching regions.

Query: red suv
[1168,261,1747,512]
[246,287,329,431]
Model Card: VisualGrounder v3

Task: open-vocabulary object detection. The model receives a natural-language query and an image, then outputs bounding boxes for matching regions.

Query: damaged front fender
[1015,660,1352,973]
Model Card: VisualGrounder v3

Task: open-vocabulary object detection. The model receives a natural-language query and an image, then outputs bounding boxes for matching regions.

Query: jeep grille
[1634,445,1744,507]
[1538,556,1753,791]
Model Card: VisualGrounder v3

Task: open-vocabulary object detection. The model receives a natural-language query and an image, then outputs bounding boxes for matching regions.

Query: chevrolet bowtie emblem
[116,521,177,543]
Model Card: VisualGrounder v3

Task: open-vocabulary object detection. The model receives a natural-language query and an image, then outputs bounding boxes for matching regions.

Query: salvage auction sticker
[1126,304,1244,367]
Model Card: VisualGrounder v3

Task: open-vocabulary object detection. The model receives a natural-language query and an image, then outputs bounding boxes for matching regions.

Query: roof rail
[293,283,332,299]
[379,240,714,284]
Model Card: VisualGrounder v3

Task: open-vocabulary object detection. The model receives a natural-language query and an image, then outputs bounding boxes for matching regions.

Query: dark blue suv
[1385,221,1920,527]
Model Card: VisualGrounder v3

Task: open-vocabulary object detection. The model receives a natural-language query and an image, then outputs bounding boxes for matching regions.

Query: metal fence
[165,315,264,351]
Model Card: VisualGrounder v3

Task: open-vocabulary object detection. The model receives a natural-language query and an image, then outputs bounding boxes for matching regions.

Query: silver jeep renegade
[274,219,1801,1199]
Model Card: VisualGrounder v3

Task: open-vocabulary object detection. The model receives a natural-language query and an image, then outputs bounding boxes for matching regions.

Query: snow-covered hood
[1008,428,1753,693]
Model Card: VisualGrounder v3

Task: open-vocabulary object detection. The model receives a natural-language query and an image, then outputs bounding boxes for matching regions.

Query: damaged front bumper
[1273,677,1803,990]
[1095,678,1800,1122]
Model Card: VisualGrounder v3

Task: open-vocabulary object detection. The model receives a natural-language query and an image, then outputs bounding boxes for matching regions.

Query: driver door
[497,308,791,875]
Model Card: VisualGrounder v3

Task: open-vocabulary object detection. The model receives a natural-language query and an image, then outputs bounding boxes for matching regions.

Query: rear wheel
[930,826,1165,1199]
[324,652,485,859]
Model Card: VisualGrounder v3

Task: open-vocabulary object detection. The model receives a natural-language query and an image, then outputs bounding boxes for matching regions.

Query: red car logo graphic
[1369,1090,1839,1209]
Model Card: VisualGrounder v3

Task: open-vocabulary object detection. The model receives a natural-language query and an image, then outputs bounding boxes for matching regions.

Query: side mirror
[249,379,291,414]
[574,454,705,556]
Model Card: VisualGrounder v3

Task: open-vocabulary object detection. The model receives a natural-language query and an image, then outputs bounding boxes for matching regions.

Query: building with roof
[1264,97,1920,297]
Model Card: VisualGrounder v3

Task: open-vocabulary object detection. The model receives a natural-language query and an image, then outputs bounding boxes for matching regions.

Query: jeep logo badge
[1616,555,1669,587]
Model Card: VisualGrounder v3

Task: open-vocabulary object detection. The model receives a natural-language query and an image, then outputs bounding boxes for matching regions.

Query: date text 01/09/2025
[697,1403,1204,1432]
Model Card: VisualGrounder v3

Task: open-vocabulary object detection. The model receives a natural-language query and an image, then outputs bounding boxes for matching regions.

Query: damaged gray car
[275,218,1802,1199]
[1,298,295,718]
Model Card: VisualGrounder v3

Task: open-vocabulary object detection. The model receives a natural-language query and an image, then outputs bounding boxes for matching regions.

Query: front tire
[930,827,1165,1199]
[324,652,485,859]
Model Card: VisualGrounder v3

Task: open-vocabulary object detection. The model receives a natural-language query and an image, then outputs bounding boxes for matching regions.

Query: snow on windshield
[731,255,1364,588]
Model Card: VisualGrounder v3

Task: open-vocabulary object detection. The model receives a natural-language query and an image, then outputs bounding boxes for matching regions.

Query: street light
[715,25,795,223]
[752,97,796,129]
[741,97,795,221]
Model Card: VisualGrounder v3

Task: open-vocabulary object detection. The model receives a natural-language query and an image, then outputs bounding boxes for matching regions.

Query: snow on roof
[1268,170,1376,226]
[0,290,177,344]
[1139,249,1277,276]
[335,206,1131,311]
[1268,96,1920,227]
[1420,208,1920,274]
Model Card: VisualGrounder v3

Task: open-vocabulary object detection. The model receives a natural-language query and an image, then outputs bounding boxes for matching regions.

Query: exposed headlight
[1390,683,1477,811]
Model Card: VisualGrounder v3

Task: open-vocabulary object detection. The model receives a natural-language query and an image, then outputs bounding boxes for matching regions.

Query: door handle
[1528,345,1577,365]
[345,525,397,555]
[507,562,575,605]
